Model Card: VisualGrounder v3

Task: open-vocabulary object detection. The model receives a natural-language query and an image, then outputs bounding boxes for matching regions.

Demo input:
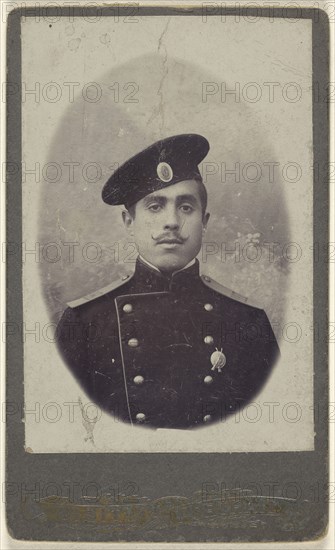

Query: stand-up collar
[133,256,201,293]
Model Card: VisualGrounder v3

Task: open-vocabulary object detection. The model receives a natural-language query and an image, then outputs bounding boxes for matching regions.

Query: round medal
[210,349,226,373]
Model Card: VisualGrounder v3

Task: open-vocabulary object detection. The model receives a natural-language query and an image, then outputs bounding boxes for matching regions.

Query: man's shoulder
[200,274,261,310]
[200,274,278,347]
[66,271,134,310]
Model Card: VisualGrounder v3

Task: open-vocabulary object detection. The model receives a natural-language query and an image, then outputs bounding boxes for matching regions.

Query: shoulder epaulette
[67,272,134,308]
[201,274,256,306]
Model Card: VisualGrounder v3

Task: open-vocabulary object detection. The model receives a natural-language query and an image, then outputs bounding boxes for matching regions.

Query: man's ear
[203,212,210,229]
[122,210,134,234]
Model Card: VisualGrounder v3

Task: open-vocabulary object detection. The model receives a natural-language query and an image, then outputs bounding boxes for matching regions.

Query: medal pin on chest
[210,348,226,373]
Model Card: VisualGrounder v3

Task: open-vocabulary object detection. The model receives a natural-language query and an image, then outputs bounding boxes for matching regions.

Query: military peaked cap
[102,133,210,208]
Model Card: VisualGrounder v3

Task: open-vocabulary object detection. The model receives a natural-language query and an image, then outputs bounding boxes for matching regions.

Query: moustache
[153,234,186,245]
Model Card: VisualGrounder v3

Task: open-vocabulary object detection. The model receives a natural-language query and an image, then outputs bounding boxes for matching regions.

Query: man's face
[122,179,210,273]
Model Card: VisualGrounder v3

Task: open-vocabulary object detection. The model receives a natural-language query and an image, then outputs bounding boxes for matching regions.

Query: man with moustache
[56,134,279,429]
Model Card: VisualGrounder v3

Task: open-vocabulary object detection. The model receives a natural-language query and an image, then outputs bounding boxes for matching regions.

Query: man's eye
[148,204,162,212]
[180,204,194,213]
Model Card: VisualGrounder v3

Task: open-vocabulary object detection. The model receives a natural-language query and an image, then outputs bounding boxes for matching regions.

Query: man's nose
[163,207,180,230]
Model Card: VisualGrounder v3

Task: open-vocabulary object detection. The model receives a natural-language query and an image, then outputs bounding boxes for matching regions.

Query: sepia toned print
[21,12,315,453]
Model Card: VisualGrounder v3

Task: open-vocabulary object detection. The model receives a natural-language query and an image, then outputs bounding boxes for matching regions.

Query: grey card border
[6,4,330,543]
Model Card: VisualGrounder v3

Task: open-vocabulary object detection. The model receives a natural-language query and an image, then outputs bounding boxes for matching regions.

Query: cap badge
[210,348,226,373]
[157,162,173,183]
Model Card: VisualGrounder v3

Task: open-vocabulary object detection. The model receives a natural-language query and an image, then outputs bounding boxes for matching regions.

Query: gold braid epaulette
[201,274,259,307]
[67,272,134,308]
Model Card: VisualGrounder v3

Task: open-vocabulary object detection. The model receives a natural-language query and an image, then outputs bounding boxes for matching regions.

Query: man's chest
[83,290,262,428]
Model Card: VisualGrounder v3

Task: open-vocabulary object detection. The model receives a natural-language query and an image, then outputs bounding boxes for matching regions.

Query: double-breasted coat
[56,257,279,429]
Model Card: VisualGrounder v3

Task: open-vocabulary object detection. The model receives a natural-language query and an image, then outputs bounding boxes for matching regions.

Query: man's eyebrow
[142,193,200,205]
[143,195,166,205]
[176,194,199,205]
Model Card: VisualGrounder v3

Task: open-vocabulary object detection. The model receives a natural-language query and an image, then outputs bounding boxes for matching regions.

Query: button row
[123,303,214,314]
[129,336,215,347]
[132,375,214,385]
[135,413,213,423]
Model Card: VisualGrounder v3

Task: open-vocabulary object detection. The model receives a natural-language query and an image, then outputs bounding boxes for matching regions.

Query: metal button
[204,276,211,282]
[203,414,212,422]
[121,274,129,281]
[128,338,139,348]
[204,336,214,345]
[123,303,133,313]
[136,413,146,422]
[204,375,213,385]
[204,303,213,312]
[133,375,144,385]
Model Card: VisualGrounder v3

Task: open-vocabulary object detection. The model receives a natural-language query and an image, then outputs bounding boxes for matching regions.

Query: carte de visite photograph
[20,8,315,453]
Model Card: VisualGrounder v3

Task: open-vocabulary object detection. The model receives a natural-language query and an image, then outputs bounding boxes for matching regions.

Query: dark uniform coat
[56,257,279,429]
